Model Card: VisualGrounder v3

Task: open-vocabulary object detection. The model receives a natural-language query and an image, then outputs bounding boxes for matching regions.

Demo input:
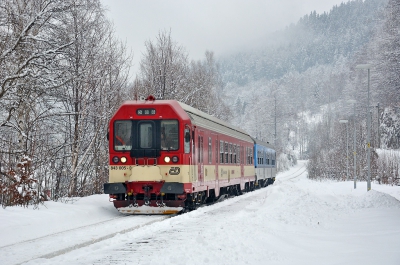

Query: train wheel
[185,193,198,211]
[250,181,255,191]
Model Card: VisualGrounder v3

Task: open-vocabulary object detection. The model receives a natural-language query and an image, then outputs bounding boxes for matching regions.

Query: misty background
[101,0,346,75]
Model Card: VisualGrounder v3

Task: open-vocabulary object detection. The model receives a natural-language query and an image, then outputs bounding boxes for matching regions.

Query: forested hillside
[219,0,385,85]
[219,0,399,183]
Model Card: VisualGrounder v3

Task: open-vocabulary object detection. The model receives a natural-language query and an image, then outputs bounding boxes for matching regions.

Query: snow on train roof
[251,137,275,150]
[178,102,253,143]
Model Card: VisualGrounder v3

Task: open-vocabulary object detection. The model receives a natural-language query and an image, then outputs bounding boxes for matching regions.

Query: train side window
[224,142,228,164]
[240,145,242,163]
[233,145,237,164]
[198,136,201,163]
[208,137,212,164]
[249,147,252,164]
[220,140,224,164]
[249,147,251,165]
[272,152,276,166]
[192,131,195,154]
[262,150,264,164]
[229,143,232,164]
[184,128,190,154]
[246,147,249,165]
[238,145,241,164]
[263,150,267,164]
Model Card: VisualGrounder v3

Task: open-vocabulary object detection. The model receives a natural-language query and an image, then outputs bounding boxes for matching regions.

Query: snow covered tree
[0,0,131,206]
[136,31,230,120]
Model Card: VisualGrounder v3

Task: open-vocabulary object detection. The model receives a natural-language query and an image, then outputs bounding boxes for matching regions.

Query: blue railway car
[253,138,276,188]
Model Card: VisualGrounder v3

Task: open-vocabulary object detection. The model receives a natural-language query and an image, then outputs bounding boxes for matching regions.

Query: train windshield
[161,120,179,150]
[114,120,179,152]
[114,120,132,151]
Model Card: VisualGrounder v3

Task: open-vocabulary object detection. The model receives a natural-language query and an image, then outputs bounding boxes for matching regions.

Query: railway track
[0,214,170,265]
[275,162,308,183]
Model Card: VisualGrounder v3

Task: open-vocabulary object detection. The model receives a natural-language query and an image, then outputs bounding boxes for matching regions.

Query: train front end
[104,96,192,214]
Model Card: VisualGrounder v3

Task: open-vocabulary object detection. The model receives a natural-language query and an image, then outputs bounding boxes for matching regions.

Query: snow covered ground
[1,160,399,265]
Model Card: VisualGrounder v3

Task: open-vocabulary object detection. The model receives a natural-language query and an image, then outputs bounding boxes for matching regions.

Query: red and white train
[104,96,276,214]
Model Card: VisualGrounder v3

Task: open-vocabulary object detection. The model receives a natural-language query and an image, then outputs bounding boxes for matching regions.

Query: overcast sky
[101,0,345,76]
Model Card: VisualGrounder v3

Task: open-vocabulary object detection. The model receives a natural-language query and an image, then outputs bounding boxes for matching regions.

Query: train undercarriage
[106,178,275,214]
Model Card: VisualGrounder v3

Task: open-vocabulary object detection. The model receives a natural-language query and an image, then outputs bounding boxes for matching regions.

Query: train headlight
[172,156,179,163]
[164,156,171,163]
[120,157,127,163]
[112,156,119,163]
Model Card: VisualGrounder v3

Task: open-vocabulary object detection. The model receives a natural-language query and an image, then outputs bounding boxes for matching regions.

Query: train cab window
[250,148,253,164]
[161,120,178,150]
[114,120,132,151]
[208,137,212,164]
[220,141,224,164]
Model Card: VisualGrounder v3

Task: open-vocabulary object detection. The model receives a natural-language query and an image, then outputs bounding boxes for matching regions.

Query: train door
[240,144,245,177]
[184,125,194,182]
[239,143,245,190]
[214,134,219,196]
[197,130,204,186]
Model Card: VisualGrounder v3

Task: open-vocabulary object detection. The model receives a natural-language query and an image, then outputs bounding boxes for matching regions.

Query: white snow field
[1,160,399,265]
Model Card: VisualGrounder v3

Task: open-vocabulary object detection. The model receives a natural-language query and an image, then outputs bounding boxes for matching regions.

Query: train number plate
[110,166,132,170]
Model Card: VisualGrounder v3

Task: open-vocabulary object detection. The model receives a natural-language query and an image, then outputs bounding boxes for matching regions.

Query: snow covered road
[1,160,400,265]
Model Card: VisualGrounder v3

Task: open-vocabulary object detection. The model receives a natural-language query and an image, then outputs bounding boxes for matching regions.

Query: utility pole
[274,95,277,146]
[339,120,349,181]
[367,67,371,191]
[356,64,372,191]
[377,103,381,148]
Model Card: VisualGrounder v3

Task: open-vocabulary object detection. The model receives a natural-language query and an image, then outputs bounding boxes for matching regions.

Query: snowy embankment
[1,160,400,265]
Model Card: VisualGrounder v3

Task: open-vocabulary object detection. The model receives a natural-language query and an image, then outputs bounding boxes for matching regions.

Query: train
[103,95,276,214]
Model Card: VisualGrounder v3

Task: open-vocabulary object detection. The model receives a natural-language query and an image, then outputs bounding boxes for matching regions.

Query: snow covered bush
[277,152,297,172]
[0,157,39,208]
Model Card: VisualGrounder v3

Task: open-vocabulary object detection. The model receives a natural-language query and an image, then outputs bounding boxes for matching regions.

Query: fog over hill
[219,0,386,85]
[218,0,399,184]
